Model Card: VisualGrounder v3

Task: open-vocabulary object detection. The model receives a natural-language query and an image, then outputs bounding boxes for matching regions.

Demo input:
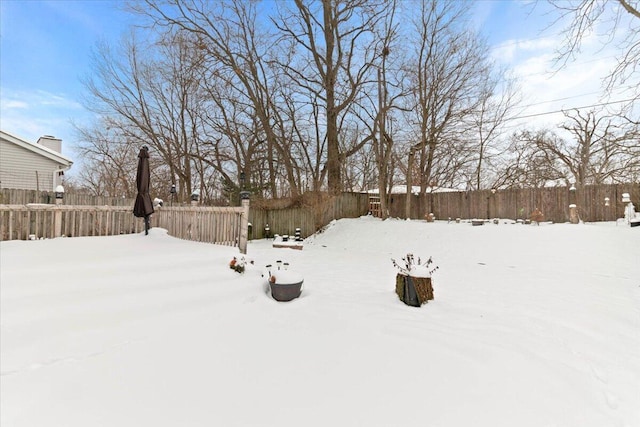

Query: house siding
[0,138,62,192]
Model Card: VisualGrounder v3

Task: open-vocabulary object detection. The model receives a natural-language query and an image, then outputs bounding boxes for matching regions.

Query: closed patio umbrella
[133,146,154,235]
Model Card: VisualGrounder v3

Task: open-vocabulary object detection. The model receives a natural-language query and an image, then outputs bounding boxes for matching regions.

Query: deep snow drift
[1,217,639,426]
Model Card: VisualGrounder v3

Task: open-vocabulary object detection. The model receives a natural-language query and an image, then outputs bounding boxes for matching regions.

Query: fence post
[53,206,63,237]
[569,184,579,224]
[54,185,65,237]
[239,192,250,254]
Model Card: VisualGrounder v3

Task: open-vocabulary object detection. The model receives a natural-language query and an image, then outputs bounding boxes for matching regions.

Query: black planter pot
[270,281,303,302]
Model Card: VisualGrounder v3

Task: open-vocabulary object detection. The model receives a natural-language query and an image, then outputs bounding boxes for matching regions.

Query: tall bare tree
[406,0,496,196]
[132,0,305,198]
[468,75,520,190]
[274,0,387,194]
[346,0,404,217]
[79,29,206,200]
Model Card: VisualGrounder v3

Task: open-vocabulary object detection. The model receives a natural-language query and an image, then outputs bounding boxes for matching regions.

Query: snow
[407,264,433,278]
[267,269,304,285]
[1,217,639,426]
[272,234,304,250]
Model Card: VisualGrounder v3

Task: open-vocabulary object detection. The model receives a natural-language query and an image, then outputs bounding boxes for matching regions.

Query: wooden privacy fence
[0,204,248,250]
[0,188,134,206]
[249,192,369,239]
[387,183,640,223]
[152,206,245,247]
[2,185,636,242]
[0,204,144,241]
[0,192,366,244]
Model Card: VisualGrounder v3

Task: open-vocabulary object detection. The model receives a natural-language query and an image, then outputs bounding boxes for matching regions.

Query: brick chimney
[37,135,62,153]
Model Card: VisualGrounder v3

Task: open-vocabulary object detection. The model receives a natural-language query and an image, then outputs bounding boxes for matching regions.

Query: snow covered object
[392,254,437,306]
[272,234,304,250]
[530,208,544,225]
[229,256,248,273]
[622,194,640,226]
[264,261,304,301]
[391,253,438,277]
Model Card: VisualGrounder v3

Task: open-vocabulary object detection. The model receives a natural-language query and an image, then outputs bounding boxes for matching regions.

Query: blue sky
[0,0,629,163]
[1,0,132,156]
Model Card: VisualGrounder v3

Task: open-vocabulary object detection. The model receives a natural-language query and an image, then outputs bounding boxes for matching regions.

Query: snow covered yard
[1,217,639,427]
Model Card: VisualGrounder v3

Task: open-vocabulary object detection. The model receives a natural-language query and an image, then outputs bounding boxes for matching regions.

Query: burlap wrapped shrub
[395,274,434,306]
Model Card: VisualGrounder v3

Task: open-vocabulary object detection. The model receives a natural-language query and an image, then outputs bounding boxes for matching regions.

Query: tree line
[71,0,639,214]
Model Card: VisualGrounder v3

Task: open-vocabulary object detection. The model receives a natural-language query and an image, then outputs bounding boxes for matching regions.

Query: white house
[0,130,73,192]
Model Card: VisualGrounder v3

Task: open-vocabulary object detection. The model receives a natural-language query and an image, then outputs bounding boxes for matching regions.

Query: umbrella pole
[144,215,150,235]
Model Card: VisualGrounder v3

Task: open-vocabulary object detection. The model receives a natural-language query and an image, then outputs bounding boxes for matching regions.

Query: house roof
[0,129,73,168]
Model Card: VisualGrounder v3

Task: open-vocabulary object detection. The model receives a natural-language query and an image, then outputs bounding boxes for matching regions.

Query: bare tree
[73,121,139,197]
[344,0,405,216]
[78,0,600,204]
[406,0,496,197]
[554,109,640,185]
[372,3,406,218]
[274,0,387,194]
[499,110,640,187]
[494,130,567,189]
[548,0,640,97]
[79,29,207,200]
[468,75,520,190]
[132,0,306,198]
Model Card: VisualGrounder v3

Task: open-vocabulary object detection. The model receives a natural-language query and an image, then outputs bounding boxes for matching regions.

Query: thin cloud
[1,100,29,109]
[0,88,88,148]
[1,89,83,111]
[38,92,83,109]
[492,37,557,64]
